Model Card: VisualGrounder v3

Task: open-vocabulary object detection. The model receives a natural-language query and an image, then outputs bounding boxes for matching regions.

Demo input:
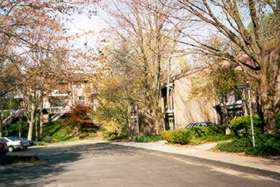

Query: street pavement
[0,142,279,187]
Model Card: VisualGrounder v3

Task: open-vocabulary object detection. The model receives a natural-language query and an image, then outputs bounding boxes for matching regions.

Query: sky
[63,3,201,71]
[62,1,256,70]
[64,8,108,51]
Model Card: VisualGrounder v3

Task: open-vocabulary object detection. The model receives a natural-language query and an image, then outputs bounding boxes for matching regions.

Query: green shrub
[215,138,252,152]
[208,125,225,134]
[215,114,280,156]
[102,121,127,140]
[102,125,119,140]
[133,135,161,142]
[249,134,280,155]
[161,126,226,145]
[191,125,224,137]
[229,115,262,138]
[161,129,192,145]
[171,129,192,144]
[161,131,173,142]
[215,134,280,156]
[190,126,207,137]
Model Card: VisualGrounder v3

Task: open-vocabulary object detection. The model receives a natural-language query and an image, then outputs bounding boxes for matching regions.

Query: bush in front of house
[102,123,120,140]
[191,125,224,137]
[161,130,173,143]
[102,121,128,140]
[215,135,280,156]
[171,129,193,144]
[161,125,226,145]
[251,133,280,155]
[215,114,280,156]
[161,129,192,145]
[229,115,263,138]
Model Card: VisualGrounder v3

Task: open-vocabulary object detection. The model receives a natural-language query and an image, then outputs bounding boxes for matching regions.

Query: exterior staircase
[44,106,71,123]
[2,109,24,126]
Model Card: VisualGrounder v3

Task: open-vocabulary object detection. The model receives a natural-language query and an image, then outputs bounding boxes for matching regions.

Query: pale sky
[63,1,252,70]
[64,8,108,51]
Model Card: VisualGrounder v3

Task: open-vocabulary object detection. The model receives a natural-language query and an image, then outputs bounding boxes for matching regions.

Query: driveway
[0,142,279,187]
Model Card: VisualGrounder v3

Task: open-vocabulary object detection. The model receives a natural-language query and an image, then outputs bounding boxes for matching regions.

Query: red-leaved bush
[63,103,94,134]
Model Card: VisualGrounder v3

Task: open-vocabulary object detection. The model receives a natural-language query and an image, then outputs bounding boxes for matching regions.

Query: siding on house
[41,73,96,114]
[172,69,218,128]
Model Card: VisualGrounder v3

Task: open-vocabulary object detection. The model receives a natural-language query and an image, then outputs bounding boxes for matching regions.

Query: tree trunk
[255,90,265,131]
[39,107,44,139]
[259,47,280,134]
[27,118,34,141]
[260,81,276,133]
[27,105,36,141]
[35,113,39,141]
[18,118,22,138]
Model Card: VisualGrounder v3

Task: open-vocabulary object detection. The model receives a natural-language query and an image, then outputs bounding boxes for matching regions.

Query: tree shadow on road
[0,143,137,186]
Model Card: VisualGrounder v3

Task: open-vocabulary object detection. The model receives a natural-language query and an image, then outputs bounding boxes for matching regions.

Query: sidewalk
[113,141,280,174]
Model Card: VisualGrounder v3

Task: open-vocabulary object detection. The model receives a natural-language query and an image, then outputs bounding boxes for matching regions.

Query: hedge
[161,125,225,145]
[215,113,280,156]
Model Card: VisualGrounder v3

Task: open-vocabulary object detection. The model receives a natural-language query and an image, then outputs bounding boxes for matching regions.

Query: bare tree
[18,48,69,141]
[100,0,184,134]
[0,0,100,139]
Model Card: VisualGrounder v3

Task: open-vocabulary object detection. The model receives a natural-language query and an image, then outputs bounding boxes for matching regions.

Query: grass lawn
[189,134,233,145]
[40,121,100,143]
[133,135,162,142]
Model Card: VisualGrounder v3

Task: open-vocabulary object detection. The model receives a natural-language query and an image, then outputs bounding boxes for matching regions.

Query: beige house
[162,59,280,130]
[41,73,97,122]
[161,68,219,129]
[2,73,97,126]
[44,73,96,110]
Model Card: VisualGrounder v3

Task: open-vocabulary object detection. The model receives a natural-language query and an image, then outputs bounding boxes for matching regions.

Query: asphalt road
[0,142,280,187]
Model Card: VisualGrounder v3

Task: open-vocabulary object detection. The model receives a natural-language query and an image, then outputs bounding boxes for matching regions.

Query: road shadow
[0,143,137,186]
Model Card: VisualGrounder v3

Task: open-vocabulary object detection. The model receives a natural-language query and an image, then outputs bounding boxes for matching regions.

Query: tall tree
[101,0,184,134]
[0,1,101,139]
[0,0,72,140]
[18,47,68,141]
